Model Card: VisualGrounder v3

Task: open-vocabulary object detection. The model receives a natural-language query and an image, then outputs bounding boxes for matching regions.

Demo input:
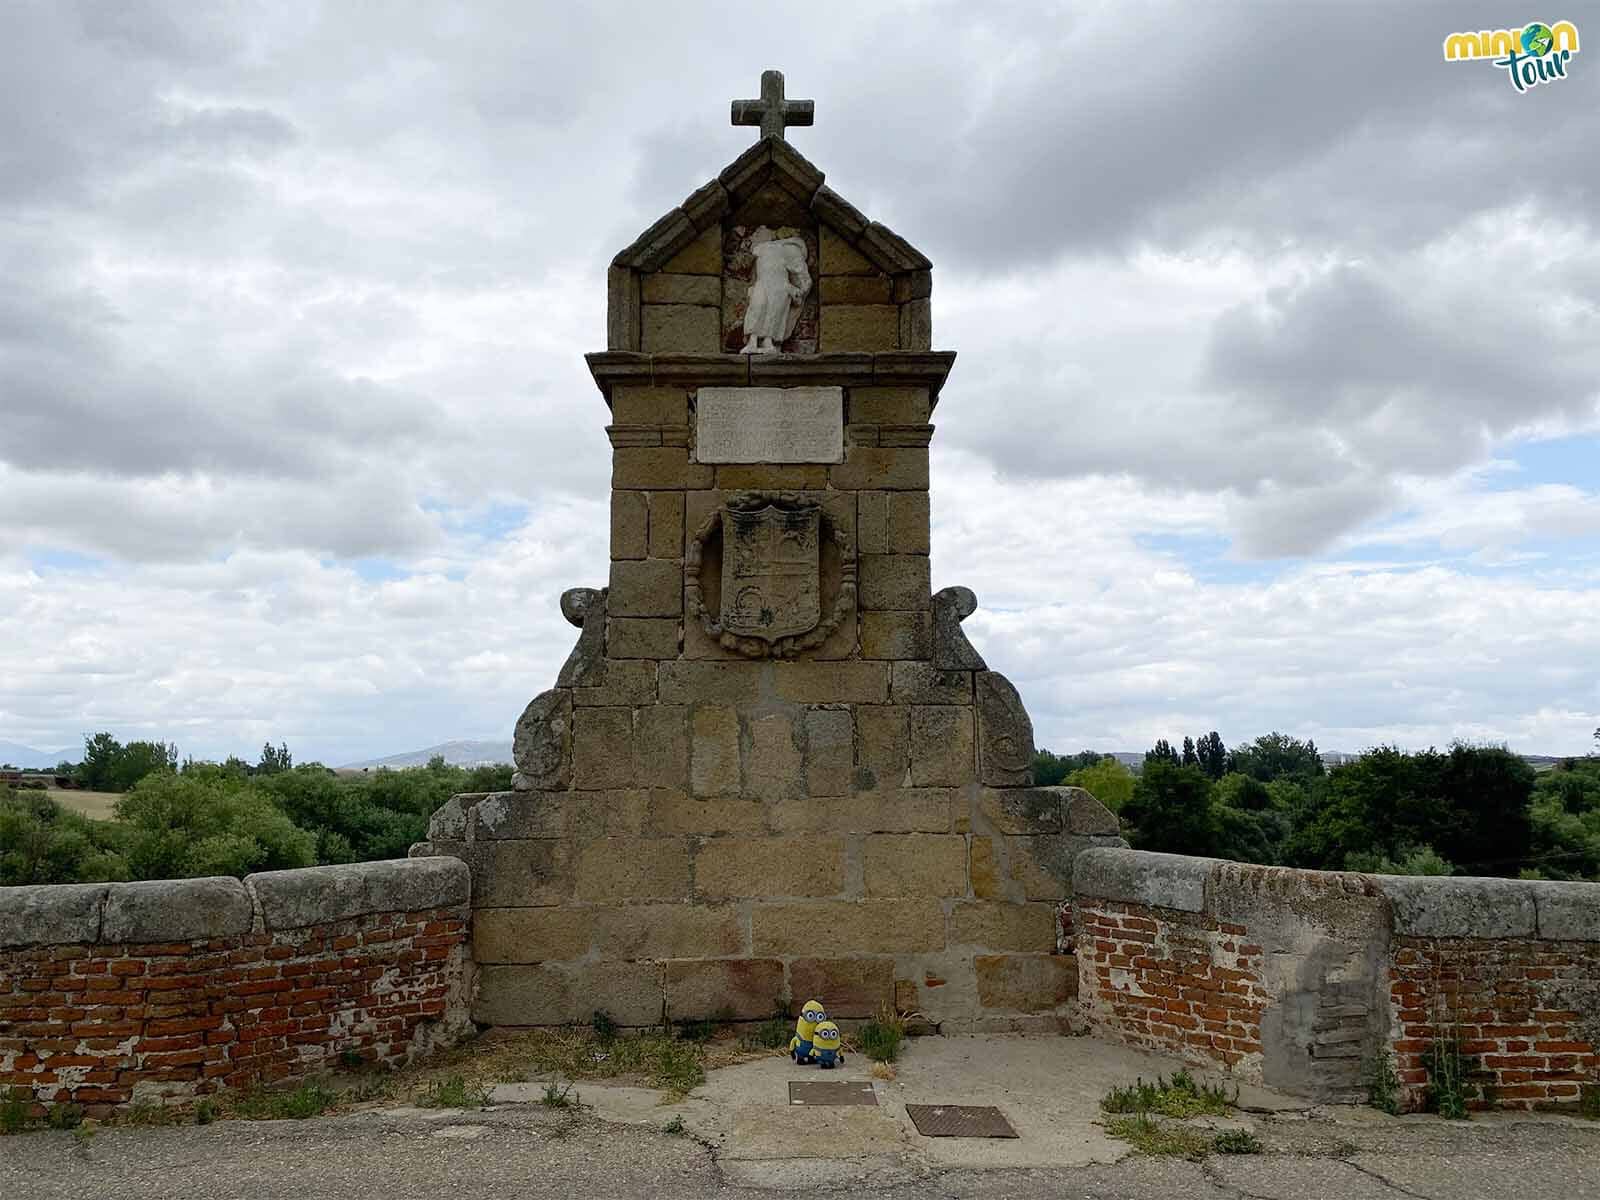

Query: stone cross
[730,69,814,141]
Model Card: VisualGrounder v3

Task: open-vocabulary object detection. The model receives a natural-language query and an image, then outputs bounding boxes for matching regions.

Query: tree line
[0,734,510,887]
[1034,729,1600,880]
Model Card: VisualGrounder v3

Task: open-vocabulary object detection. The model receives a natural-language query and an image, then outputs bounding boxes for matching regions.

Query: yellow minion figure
[812,1021,844,1069]
[788,999,827,1064]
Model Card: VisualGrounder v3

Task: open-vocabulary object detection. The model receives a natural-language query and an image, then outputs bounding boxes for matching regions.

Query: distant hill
[0,741,77,768]
[338,740,512,771]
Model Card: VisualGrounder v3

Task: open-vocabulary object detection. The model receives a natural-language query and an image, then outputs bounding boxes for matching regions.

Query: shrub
[857,1007,907,1064]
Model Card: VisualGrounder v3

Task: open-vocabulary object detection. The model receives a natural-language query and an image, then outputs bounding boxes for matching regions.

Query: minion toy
[788,999,827,1064]
[812,1021,844,1069]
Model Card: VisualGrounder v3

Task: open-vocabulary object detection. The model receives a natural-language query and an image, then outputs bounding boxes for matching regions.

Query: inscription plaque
[693,386,844,464]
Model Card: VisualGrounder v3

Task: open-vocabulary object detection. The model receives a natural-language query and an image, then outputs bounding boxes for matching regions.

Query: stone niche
[412,133,1125,1033]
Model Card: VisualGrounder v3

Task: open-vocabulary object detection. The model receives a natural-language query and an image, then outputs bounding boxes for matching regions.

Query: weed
[1421,1036,1474,1120]
[664,1115,686,1135]
[676,1017,718,1044]
[1100,1071,1235,1119]
[122,1100,183,1127]
[591,1010,619,1043]
[339,1048,365,1070]
[857,1005,907,1064]
[46,1102,84,1131]
[1105,1113,1213,1159]
[1363,1052,1401,1115]
[1212,1129,1263,1154]
[541,1078,576,1109]
[743,1004,792,1052]
[193,1098,220,1125]
[650,1038,705,1095]
[71,1121,96,1149]
[422,1074,492,1109]
[870,1061,897,1082]
[1581,1083,1600,1121]
[233,1081,339,1121]
[0,1088,32,1135]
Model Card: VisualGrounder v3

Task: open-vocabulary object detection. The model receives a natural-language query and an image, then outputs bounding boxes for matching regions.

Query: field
[47,787,122,820]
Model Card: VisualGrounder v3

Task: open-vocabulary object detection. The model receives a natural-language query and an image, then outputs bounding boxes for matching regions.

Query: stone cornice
[585,351,957,409]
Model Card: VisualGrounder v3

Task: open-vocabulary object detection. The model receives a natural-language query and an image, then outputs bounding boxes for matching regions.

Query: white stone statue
[740,226,811,353]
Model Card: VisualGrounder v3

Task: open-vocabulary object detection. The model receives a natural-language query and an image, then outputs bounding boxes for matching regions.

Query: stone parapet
[1071,848,1600,1112]
[0,860,472,1117]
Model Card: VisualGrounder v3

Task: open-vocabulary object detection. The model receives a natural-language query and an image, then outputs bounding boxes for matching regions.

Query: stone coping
[1071,847,1600,941]
[585,351,957,406]
[0,857,470,948]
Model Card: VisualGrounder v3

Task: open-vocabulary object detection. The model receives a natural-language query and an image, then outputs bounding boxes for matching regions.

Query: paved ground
[5,1035,1600,1198]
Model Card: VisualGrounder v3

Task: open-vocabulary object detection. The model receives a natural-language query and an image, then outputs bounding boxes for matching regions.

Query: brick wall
[1390,936,1600,1109]
[0,858,471,1116]
[1072,849,1600,1112]
[1075,898,1266,1071]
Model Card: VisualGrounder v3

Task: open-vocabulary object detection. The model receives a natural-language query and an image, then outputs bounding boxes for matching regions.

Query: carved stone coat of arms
[721,502,821,641]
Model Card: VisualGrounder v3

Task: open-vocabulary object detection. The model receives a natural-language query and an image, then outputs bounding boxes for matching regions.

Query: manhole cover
[905,1104,1018,1138]
[788,1080,879,1107]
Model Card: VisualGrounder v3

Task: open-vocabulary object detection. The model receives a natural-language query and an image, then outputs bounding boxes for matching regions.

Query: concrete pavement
[4,1034,1599,1198]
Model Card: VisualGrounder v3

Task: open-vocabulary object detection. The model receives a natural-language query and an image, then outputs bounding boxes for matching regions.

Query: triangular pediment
[611,136,930,276]
[605,136,933,355]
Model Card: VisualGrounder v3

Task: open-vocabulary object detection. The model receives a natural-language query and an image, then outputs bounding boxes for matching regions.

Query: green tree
[115,772,315,879]
[1145,739,1180,767]
[1031,749,1101,787]
[1122,759,1217,855]
[1065,757,1136,812]
[1347,844,1455,876]
[1195,731,1228,781]
[78,732,123,791]
[113,741,178,791]
[257,741,293,776]
[1228,732,1325,784]
[1181,736,1198,768]
[0,785,130,885]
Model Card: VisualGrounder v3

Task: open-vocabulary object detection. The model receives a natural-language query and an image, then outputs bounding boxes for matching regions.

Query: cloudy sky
[2,1,1597,766]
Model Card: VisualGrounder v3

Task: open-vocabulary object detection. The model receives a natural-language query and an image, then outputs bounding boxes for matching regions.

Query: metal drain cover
[905,1104,1018,1138]
[788,1080,879,1106]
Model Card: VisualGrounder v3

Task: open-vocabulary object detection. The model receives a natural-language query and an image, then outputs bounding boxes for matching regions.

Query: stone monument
[414,71,1125,1031]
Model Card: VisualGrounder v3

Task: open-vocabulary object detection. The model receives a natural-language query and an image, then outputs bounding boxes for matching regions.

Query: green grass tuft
[0,1088,33,1135]
[1100,1070,1235,1119]
[1105,1113,1214,1159]
[857,1006,907,1064]
[421,1074,492,1110]
[1582,1083,1600,1121]
[46,1102,84,1131]
[541,1078,576,1108]
[1364,1052,1401,1115]
[1212,1129,1263,1154]
[233,1081,339,1121]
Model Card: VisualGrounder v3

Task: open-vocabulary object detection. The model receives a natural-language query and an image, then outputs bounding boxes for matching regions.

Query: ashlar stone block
[820,304,900,352]
[888,492,930,555]
[772,661,889,704]
[859,555,931,611]
[829,447,928,491]
[850,387,930,425]
[857,490,890,554]
[633,705,689,790]
[613,386,690,427]
[610,558,683,618]
[664,959,785,1021]
[641,273,721,306]
[947,901,1056,952]
[575,837,692,901]
[572,706,634,790]
[788,958,896,1019]
[890,661,972,706]
[751,899,947,955]
[608,617,679,660]
[767,788,954,835]
[613,447,715,491]
[909,706,974,787]
[854,705,910,790]
[820,226,875,276]
[691,704,741,797]
[860,610,931,660]
[975,953,1077,1012]
[743,712,803,800]
[693,835,845,899]
[648,491,685,559]
[642,303,721,353]
[863,834,968,897]
[803,707,853,797]
[611,490,649,560]
[661,224,722,274]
